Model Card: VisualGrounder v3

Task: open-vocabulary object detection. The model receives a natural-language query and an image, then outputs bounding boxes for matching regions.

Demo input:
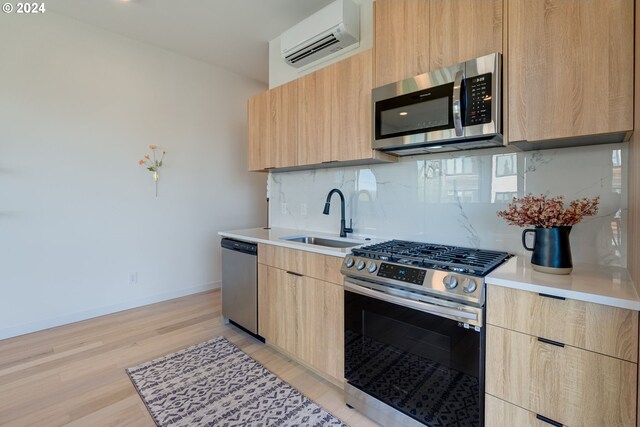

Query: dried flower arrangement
[138,145,165,197]
[497,194,600,228]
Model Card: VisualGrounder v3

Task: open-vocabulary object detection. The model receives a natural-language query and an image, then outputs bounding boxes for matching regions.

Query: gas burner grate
[352,240,510,276]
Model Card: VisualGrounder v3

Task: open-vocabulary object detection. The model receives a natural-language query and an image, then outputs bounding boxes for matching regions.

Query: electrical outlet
[128,272,138,285]
[300,203,307,216]
[281,203,287,215]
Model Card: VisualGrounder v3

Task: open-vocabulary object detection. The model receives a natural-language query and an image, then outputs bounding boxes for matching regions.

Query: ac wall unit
[280,0,360,68]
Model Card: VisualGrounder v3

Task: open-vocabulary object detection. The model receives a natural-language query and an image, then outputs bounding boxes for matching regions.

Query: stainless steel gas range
[342,240,510,427]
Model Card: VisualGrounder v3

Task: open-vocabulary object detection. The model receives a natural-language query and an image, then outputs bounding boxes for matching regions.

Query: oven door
[344,279,485,427]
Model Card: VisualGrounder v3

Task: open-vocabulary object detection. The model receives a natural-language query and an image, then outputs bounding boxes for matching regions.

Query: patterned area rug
[126,336,347,427]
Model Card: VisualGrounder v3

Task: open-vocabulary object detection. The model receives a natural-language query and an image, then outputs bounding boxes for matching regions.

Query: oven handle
[452,69,464,137]
[344,279,482,327]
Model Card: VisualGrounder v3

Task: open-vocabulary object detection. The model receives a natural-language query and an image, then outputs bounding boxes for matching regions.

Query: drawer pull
[536,414,563,426]
[286,271,304,277]
[537,337,565,348]
[538,293,566,300]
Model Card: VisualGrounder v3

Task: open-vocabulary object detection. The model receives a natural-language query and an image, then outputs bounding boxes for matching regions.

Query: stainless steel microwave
[372,52,503,155]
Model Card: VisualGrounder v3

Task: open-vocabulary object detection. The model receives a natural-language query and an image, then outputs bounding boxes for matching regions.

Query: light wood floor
[0,290,379,427]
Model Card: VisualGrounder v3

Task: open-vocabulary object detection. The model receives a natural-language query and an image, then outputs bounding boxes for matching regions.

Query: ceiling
[47,0,335,84]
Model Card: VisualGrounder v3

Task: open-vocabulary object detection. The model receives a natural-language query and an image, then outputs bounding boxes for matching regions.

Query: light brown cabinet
[269,81,298,169]
[248,50,394,171]
[429,0,503,70]
[487,285,638,362]
[257,244,344,385]
[247,90,270,171]
[374,0,430,87]
[508,0,634,144]
[258,264,298,354]
[297,66,333,165]
[331,50,377,162]
[374,0,502,88]
[485,285,638,427]
[485,394,561,427]
[247,80,298,171]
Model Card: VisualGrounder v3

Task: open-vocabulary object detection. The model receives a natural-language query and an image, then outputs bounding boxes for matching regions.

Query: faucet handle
[344,219,354,234]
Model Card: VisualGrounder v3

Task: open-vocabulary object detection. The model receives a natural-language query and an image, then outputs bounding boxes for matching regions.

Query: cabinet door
[486,325,637,427]
[374,0,430,87]
[270,81,298,168]
[331,50,375,162]
[487,285,638,362]
[247,90,270,171]
[297,277,344,382]
[508,0,633,142]
[485,395,564,427]
[429,0,502,69]
[297,67,333,166]
[258,265,298,355]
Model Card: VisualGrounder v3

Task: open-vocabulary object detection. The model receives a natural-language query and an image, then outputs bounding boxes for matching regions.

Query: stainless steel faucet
[323,188,353,238]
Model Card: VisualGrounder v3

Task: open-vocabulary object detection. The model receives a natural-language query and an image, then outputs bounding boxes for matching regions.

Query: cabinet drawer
[486,325,637,427]
[258,243,343,285]
[486,394,571,427]
[487,285,638,362]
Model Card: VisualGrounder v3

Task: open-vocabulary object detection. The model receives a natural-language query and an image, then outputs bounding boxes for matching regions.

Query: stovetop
[351,240,509,276]
[342,240,511,306]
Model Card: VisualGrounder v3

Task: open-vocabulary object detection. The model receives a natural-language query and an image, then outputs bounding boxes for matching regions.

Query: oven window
[345,290,483,427]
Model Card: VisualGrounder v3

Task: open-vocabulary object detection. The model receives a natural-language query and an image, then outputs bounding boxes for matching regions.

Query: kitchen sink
[281,235,361,248]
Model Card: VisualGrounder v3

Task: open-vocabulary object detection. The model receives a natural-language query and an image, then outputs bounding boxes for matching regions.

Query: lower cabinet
[258,254,344,385]
[486,284,638,427]
[485,394,563,427]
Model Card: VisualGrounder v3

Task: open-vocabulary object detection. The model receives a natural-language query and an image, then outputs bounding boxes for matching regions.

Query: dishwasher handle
[221,238,257,255]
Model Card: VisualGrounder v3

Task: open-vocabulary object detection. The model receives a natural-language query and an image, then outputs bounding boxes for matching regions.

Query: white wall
[269,0,373,88]
[0,12,266,339]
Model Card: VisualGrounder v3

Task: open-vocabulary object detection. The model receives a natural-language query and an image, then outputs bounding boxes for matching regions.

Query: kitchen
[1,0,639,426]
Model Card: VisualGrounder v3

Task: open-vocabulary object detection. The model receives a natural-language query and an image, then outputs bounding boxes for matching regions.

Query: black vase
[522,226,573,275]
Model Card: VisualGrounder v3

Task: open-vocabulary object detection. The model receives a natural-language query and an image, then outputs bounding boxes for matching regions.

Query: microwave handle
[452,69,464,137]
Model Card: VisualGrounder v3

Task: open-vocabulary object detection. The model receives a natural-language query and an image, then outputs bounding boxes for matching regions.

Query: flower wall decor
[138,145,165,197]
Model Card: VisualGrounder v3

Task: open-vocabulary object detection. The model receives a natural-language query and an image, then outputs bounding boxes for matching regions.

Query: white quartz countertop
[487,256,640,311]
[218,227,384,258]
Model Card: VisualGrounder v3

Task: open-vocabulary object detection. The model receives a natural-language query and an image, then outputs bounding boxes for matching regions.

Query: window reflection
[491,154,518,203]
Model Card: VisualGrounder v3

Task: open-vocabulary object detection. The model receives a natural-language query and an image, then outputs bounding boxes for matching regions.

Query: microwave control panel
[465,73,492,126]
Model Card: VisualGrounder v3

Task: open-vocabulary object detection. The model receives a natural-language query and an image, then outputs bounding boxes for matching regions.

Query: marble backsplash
[268,144,628,267]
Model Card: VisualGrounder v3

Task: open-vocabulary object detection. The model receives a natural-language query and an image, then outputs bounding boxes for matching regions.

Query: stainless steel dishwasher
[221,238,260,337]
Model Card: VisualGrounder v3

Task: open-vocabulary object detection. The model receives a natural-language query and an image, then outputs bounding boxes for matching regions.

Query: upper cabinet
[374,0,503,88]
[331,50,377,162]
[269,81,298,169]
[374,0,430,87]
[508,0,634,144]
[298,67,333,166]
[248,50,395,172]
[249,0,635,171]
[247,90,270,171]
[429,0,503,70]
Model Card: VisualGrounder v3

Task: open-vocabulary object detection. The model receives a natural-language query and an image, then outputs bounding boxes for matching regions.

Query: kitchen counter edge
[218,227,379,258]
[486,256,640,311]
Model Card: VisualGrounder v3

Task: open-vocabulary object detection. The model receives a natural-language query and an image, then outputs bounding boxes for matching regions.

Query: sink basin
[281,235,361,248]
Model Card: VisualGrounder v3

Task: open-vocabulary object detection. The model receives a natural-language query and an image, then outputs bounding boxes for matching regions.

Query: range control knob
[356,259,366,270]
[344,257,355,268]
[462,278,478,293]
[366,261,378,273]
[443,274,458,289]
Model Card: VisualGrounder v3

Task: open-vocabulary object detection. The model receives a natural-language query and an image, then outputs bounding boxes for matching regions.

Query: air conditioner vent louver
[285,34,341,65]
[280,0,359,68]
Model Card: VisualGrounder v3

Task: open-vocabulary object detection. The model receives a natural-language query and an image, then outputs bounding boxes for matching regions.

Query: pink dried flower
[497,194,599,228]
